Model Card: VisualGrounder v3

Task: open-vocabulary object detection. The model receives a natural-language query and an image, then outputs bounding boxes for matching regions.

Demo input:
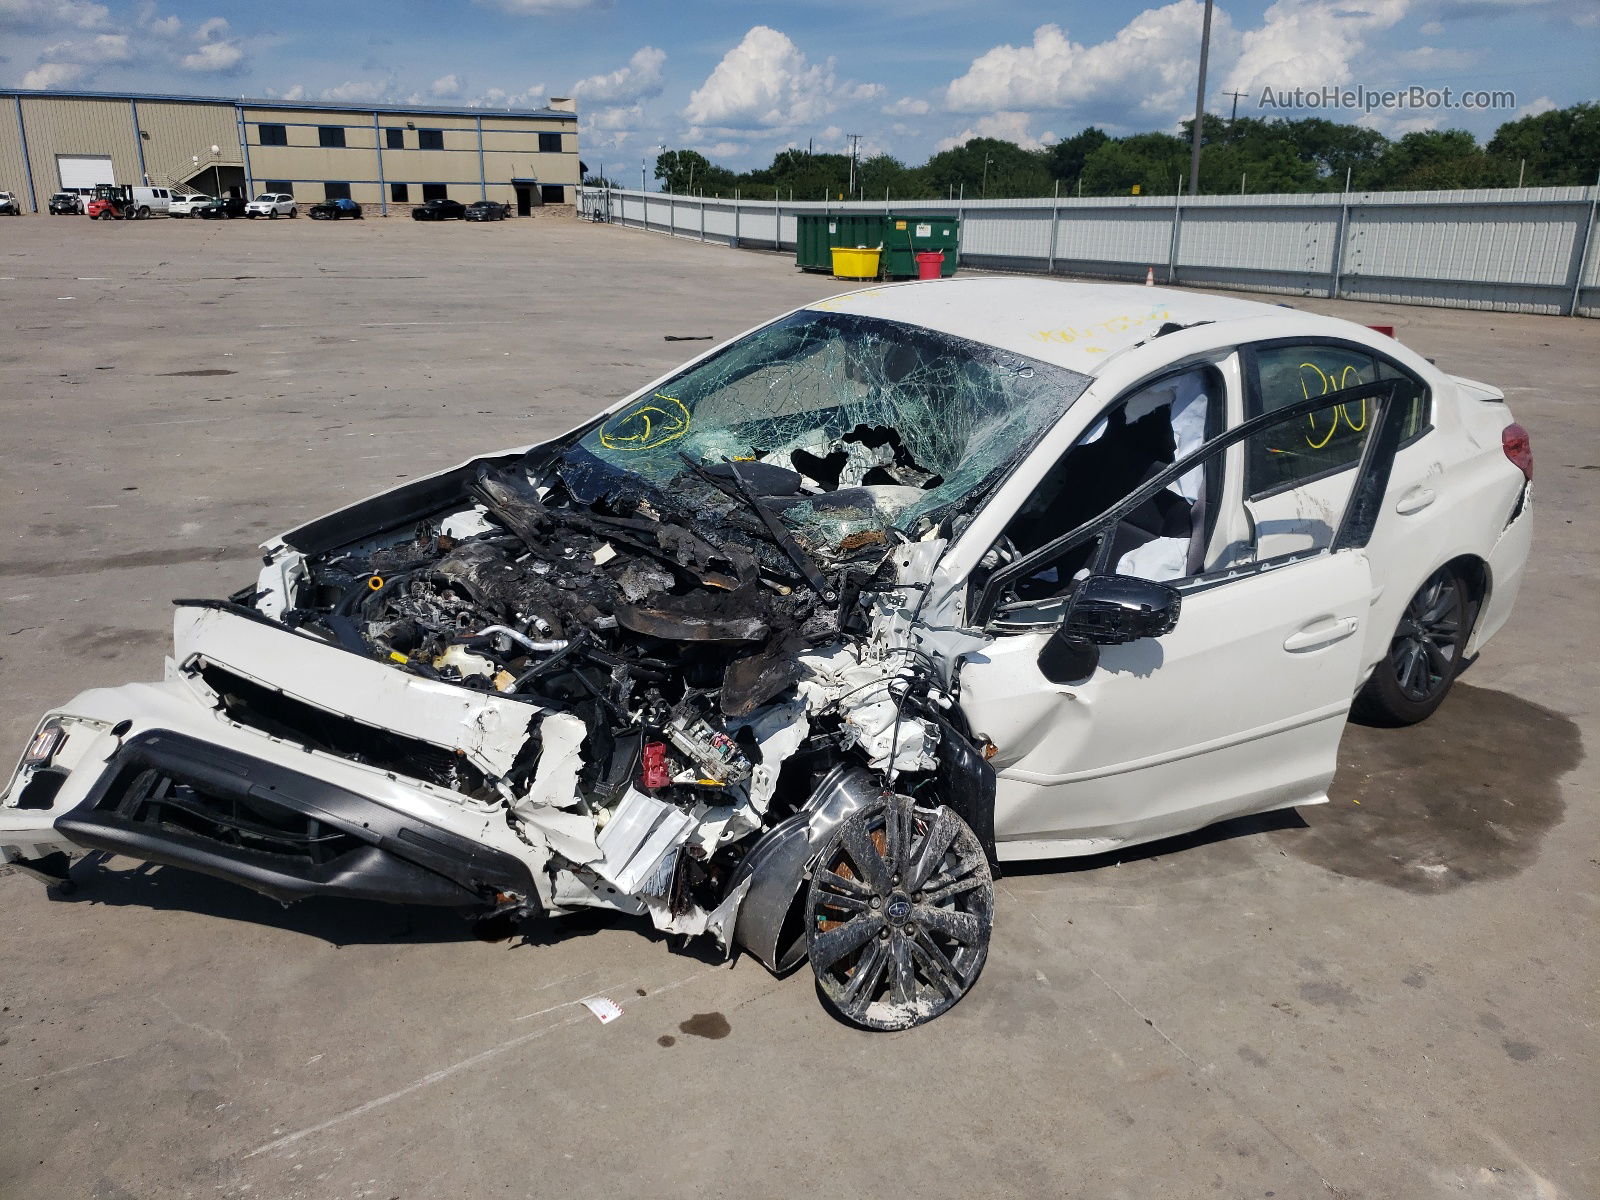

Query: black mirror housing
[1035,575,1181,684]
[1064,574,1182,645]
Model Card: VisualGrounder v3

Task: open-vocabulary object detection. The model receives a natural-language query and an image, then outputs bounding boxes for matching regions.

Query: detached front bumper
[3,683,538,906]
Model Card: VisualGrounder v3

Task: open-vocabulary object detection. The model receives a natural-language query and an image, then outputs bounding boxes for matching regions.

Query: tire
[1352,565,1469,727]
[289,207,297,218]
[806,793,993,1030]
[137,207,149,219]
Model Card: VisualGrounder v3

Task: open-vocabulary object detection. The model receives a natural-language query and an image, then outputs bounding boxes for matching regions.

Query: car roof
[803,277,1347,377]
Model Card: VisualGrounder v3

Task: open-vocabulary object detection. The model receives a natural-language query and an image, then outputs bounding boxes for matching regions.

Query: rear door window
[1245,341,1428,499]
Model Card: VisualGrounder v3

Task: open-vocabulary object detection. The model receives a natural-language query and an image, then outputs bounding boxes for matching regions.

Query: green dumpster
[881,215,959,278]
[795,212,959,278]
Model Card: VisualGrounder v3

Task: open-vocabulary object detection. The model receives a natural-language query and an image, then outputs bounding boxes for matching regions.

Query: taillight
[1502,423,1532,481]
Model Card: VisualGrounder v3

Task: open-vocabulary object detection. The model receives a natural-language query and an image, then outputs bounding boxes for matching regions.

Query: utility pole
[846,133,862,198]
[982,153,995,198]
[1188,0,1214,196]
[1223,89,1248,124]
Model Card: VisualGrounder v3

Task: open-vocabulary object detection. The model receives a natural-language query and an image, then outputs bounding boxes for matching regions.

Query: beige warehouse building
[1,88,581,215]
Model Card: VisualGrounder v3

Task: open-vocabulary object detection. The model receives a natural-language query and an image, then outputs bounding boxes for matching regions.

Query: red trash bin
[915,250,944,280]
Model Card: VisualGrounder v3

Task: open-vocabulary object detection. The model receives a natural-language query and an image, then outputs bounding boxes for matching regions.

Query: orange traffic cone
[1145,266,1155,286]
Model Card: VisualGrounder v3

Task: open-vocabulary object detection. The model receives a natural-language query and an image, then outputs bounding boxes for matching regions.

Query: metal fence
[578,184,1600,318]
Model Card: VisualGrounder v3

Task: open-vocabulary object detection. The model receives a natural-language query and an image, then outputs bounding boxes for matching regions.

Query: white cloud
[882,96,930,116]
[685,26,877,132]
[946,5,1231,124]
[474,0,605,13]
[6,1,250,84]
[937,111,1055,152]
[1226,0,1409,97]
[21,61,86,88]
[571,45,665,105]
[41,32,130,63]
[469,82,548,109]
[1515,95,1557,118]
[181,38,243,73]
[429,73,462,98]
[0,1,110,33]
[588,102,645,130]
[322,78,393,102]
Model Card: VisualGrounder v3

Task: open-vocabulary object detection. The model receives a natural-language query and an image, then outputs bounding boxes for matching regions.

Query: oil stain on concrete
[1280,685,1581,892]
[678,1012,731,1040]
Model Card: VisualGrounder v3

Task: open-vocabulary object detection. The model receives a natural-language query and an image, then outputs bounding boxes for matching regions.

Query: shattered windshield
[559,309,1092,538]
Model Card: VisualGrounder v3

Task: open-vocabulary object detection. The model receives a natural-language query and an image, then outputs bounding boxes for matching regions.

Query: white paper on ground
[580,996,623,1024]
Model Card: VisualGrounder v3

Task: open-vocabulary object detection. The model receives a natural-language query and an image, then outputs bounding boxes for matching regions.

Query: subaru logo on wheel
[886,897,911,921]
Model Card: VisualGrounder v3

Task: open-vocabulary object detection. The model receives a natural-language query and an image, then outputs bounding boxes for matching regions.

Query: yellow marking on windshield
[598,393,692,452]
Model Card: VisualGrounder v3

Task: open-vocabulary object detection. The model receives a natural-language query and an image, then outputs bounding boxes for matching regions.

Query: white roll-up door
[57,154,115,190]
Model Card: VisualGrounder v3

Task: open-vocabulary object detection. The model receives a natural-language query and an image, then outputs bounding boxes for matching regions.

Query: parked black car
[464,200,509,222]
[196,196,247,219]
[411,198,466,221]
[48,192,83,215]
[309,198,364,220]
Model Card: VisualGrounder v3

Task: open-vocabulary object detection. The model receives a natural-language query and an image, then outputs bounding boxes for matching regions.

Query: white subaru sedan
[1,279,1531,1029]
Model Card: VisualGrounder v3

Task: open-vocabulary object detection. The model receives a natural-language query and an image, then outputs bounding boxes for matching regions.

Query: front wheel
[289,207,297,218]
[806,793,993,1030]
[1353,566,1469,726]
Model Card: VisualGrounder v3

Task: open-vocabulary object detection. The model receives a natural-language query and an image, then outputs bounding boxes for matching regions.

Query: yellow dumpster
[830,246,881,280]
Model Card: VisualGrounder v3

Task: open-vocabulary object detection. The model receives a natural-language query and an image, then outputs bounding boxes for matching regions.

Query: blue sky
[3,0,1595,171]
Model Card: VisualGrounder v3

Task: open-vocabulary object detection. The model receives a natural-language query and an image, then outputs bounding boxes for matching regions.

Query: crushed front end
[3,305,1087,1023]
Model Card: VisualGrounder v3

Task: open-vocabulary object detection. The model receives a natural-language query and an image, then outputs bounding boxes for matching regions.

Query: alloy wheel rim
[807,794,993,1030]
[1390,571,1461,702]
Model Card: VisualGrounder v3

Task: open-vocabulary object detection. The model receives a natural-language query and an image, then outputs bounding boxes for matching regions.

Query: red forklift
[86,184,135,220]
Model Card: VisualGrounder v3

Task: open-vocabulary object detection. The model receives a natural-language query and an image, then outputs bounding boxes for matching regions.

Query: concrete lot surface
[0,215,1594,1199]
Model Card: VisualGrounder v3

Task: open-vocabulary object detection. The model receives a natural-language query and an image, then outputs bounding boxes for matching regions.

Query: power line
[1224,89,1249,123]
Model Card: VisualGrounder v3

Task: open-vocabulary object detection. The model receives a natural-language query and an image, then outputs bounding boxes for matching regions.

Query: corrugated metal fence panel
[582,186,1600,317]
[1345,199,1582,285]
[1052,206,1172,270]
[1178,203,1338,275]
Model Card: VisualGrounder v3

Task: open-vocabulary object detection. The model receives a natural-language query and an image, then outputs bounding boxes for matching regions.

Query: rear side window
[1245,341,1428,497]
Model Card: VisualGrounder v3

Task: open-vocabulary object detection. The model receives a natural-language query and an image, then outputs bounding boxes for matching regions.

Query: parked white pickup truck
[244,193,296,218]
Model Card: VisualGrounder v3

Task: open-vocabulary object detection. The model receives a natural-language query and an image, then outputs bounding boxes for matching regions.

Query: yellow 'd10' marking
[598,393,692,451]
[1298,362,1369,450]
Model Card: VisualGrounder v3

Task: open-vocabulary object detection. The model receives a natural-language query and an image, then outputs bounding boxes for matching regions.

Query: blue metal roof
[1,87,573,122]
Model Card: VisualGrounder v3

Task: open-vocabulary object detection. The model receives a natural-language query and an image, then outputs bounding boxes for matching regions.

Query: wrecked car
[2,279,1532,1029]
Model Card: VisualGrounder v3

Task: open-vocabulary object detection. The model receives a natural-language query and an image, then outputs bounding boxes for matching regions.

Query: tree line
[587,103,1598,200]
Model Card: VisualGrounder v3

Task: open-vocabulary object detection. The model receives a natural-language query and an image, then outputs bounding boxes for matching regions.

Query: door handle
[1395,486,1437,515]
[1284,616,1360,652]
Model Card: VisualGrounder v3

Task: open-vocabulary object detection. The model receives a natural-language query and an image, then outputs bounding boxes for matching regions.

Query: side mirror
[1037,575,1181,684]
[1064,574,1182,645]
